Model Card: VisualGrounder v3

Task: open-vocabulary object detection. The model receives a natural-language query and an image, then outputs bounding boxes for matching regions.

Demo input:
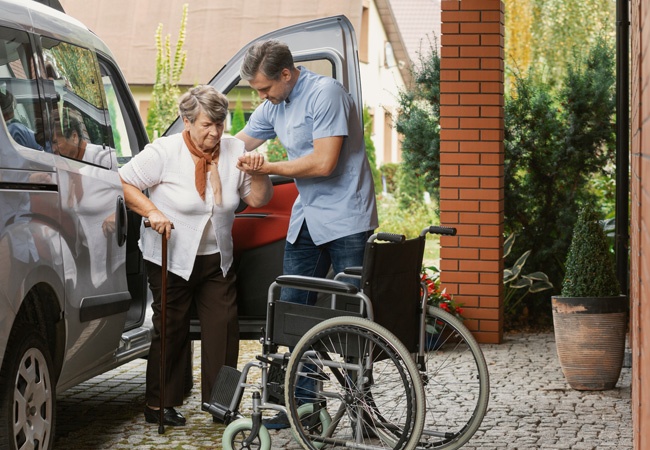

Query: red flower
[421,266,464,321]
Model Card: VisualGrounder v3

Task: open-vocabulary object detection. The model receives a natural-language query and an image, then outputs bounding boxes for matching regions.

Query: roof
[390,0,441,66]
[58,0,365,86]
[58,0,436,89]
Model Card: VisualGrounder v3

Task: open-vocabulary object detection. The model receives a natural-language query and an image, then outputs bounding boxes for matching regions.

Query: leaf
[503,268,516,283]
[511,277,532,289]
[530,280,554,293]
[509,249,531,278]
[525,271,550,282]
[425,323,438,334]
[503,233,516,259]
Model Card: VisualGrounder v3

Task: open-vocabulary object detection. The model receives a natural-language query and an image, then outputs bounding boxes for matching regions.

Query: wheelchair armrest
[343,266,362,276]
[275,275,359,294]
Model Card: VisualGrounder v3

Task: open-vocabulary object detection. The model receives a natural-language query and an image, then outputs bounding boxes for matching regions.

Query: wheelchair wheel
[418,306,490,449]
[222,418,271,450]
[285,316,425,450]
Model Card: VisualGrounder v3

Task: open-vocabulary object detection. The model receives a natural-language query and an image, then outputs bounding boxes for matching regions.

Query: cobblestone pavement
[53,332,632,449]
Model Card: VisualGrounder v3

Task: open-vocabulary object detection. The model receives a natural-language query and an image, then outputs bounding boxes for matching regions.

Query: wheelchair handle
[422,225,457,237]
[374,232,406,243]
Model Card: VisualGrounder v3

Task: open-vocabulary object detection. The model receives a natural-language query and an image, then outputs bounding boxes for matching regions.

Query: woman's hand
[147,209,173,240]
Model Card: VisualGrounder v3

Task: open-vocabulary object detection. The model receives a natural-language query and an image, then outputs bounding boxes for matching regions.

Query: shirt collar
[286,66,307,105]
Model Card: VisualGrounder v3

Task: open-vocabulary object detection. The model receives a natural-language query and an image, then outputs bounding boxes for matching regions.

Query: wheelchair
[204,226,490,450]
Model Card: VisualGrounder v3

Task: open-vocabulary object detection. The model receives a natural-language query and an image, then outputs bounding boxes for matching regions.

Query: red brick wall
[439,0,504,344]
[630,0,650,447]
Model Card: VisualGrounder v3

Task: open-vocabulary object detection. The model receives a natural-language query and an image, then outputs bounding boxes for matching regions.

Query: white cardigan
[119,133,251,280]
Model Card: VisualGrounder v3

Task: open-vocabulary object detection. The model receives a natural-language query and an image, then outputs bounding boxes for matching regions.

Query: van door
[39,37,132,384]
[165,16,362,337]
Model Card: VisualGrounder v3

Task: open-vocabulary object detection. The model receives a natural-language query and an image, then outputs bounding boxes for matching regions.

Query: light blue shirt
[243,67,378,245]
[7,119,43,151]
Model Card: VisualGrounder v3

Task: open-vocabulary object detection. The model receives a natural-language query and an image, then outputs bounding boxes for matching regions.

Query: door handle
[115,195,128,247]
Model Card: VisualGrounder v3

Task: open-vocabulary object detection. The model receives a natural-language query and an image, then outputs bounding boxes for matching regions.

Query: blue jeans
[281,221,372,403]
[281,221,371,304]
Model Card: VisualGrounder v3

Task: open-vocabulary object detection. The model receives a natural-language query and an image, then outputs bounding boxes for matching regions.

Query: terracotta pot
[551,295,628,390]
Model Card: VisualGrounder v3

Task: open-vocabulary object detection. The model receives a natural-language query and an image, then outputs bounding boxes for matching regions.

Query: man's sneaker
[262,411,291,430]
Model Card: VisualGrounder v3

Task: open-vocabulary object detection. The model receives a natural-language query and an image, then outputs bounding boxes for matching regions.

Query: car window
[41,37,115,169]
[0,26,45,152]
[97,57,141,167]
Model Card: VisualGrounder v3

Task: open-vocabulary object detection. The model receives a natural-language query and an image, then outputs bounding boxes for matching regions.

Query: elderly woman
[119,85,272,426]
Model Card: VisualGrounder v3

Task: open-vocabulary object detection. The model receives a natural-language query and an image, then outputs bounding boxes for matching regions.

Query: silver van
[0,0,360,448]
[0,0,152,448]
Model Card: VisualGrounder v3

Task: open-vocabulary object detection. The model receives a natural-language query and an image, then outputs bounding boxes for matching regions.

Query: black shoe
[262,411,290,430]
[144,405,187,426]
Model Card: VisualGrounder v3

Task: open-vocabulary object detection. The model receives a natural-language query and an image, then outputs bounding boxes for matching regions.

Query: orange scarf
[183,130,220,203]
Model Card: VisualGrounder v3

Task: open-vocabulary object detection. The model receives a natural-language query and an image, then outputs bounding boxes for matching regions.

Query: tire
[0,325,56,450]
[222,418,271,450]
[285,316,425,450]
[418,307,490,449]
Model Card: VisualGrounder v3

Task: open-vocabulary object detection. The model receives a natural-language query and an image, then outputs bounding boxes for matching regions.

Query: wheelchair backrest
[360,235,426,353]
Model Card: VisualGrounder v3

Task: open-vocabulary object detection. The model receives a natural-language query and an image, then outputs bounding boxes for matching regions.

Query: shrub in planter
[552,205,627,390]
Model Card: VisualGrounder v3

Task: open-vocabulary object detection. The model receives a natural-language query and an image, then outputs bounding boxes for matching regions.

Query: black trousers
[145,252,239,406]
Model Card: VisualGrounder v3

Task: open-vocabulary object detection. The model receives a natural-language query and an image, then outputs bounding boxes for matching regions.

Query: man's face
[249,68,293,105]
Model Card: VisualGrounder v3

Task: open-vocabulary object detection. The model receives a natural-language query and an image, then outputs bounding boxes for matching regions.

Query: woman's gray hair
[178,85,229,124]
[240,39,294,81]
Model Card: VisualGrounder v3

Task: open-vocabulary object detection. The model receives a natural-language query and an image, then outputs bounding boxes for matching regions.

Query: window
[359,6,370,63]
[98,58,143,166]
[0,26,45,151]
[41,37,113,168]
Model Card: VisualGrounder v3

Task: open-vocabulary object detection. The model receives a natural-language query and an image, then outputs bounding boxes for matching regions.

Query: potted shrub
[551,205,627,390]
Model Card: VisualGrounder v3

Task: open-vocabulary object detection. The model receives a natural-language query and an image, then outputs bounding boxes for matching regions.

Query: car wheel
[0,325,56,450]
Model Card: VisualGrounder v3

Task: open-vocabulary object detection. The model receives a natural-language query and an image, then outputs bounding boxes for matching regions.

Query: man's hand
[237,152,268,175]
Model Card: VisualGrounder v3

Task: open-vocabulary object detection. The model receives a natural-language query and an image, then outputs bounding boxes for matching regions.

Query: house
[59,0,440,167]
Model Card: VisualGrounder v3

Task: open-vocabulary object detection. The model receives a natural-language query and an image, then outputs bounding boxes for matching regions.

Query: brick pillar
[439,0,504,344]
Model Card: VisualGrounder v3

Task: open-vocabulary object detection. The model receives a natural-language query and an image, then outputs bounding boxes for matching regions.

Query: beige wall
[60,0,407,165]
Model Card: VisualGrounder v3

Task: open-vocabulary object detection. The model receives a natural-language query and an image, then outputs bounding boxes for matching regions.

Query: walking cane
[144,219,173,434]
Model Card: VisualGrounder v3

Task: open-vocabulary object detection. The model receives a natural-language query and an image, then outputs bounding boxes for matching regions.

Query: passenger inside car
[0,89,43,151]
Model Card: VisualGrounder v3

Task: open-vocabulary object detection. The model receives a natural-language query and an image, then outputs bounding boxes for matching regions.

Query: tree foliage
[505,0,615,89]
[230,94,246,136]
[394,41,441,204]
[504,36,616,300]
[363,107,383,194]
[146,3,188,140]
[49,43,104,108]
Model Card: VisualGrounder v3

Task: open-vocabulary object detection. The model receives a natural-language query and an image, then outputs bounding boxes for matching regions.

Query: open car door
[166,15,362,339]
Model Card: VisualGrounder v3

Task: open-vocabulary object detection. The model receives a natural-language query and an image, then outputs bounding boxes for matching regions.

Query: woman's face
[183,110,224,152]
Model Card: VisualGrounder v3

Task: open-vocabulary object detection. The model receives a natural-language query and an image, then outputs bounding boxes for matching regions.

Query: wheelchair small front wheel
[222,418,271,450]
[290,403,333,449]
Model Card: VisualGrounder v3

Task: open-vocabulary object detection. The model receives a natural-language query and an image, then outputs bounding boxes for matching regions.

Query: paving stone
[53,332,632,449]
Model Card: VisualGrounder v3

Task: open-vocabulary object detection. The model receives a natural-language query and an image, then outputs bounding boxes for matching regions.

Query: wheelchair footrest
[202,365,242,424]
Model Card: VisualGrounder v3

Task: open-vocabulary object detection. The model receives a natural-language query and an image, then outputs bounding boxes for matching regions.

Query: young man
[236,39,378,428]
